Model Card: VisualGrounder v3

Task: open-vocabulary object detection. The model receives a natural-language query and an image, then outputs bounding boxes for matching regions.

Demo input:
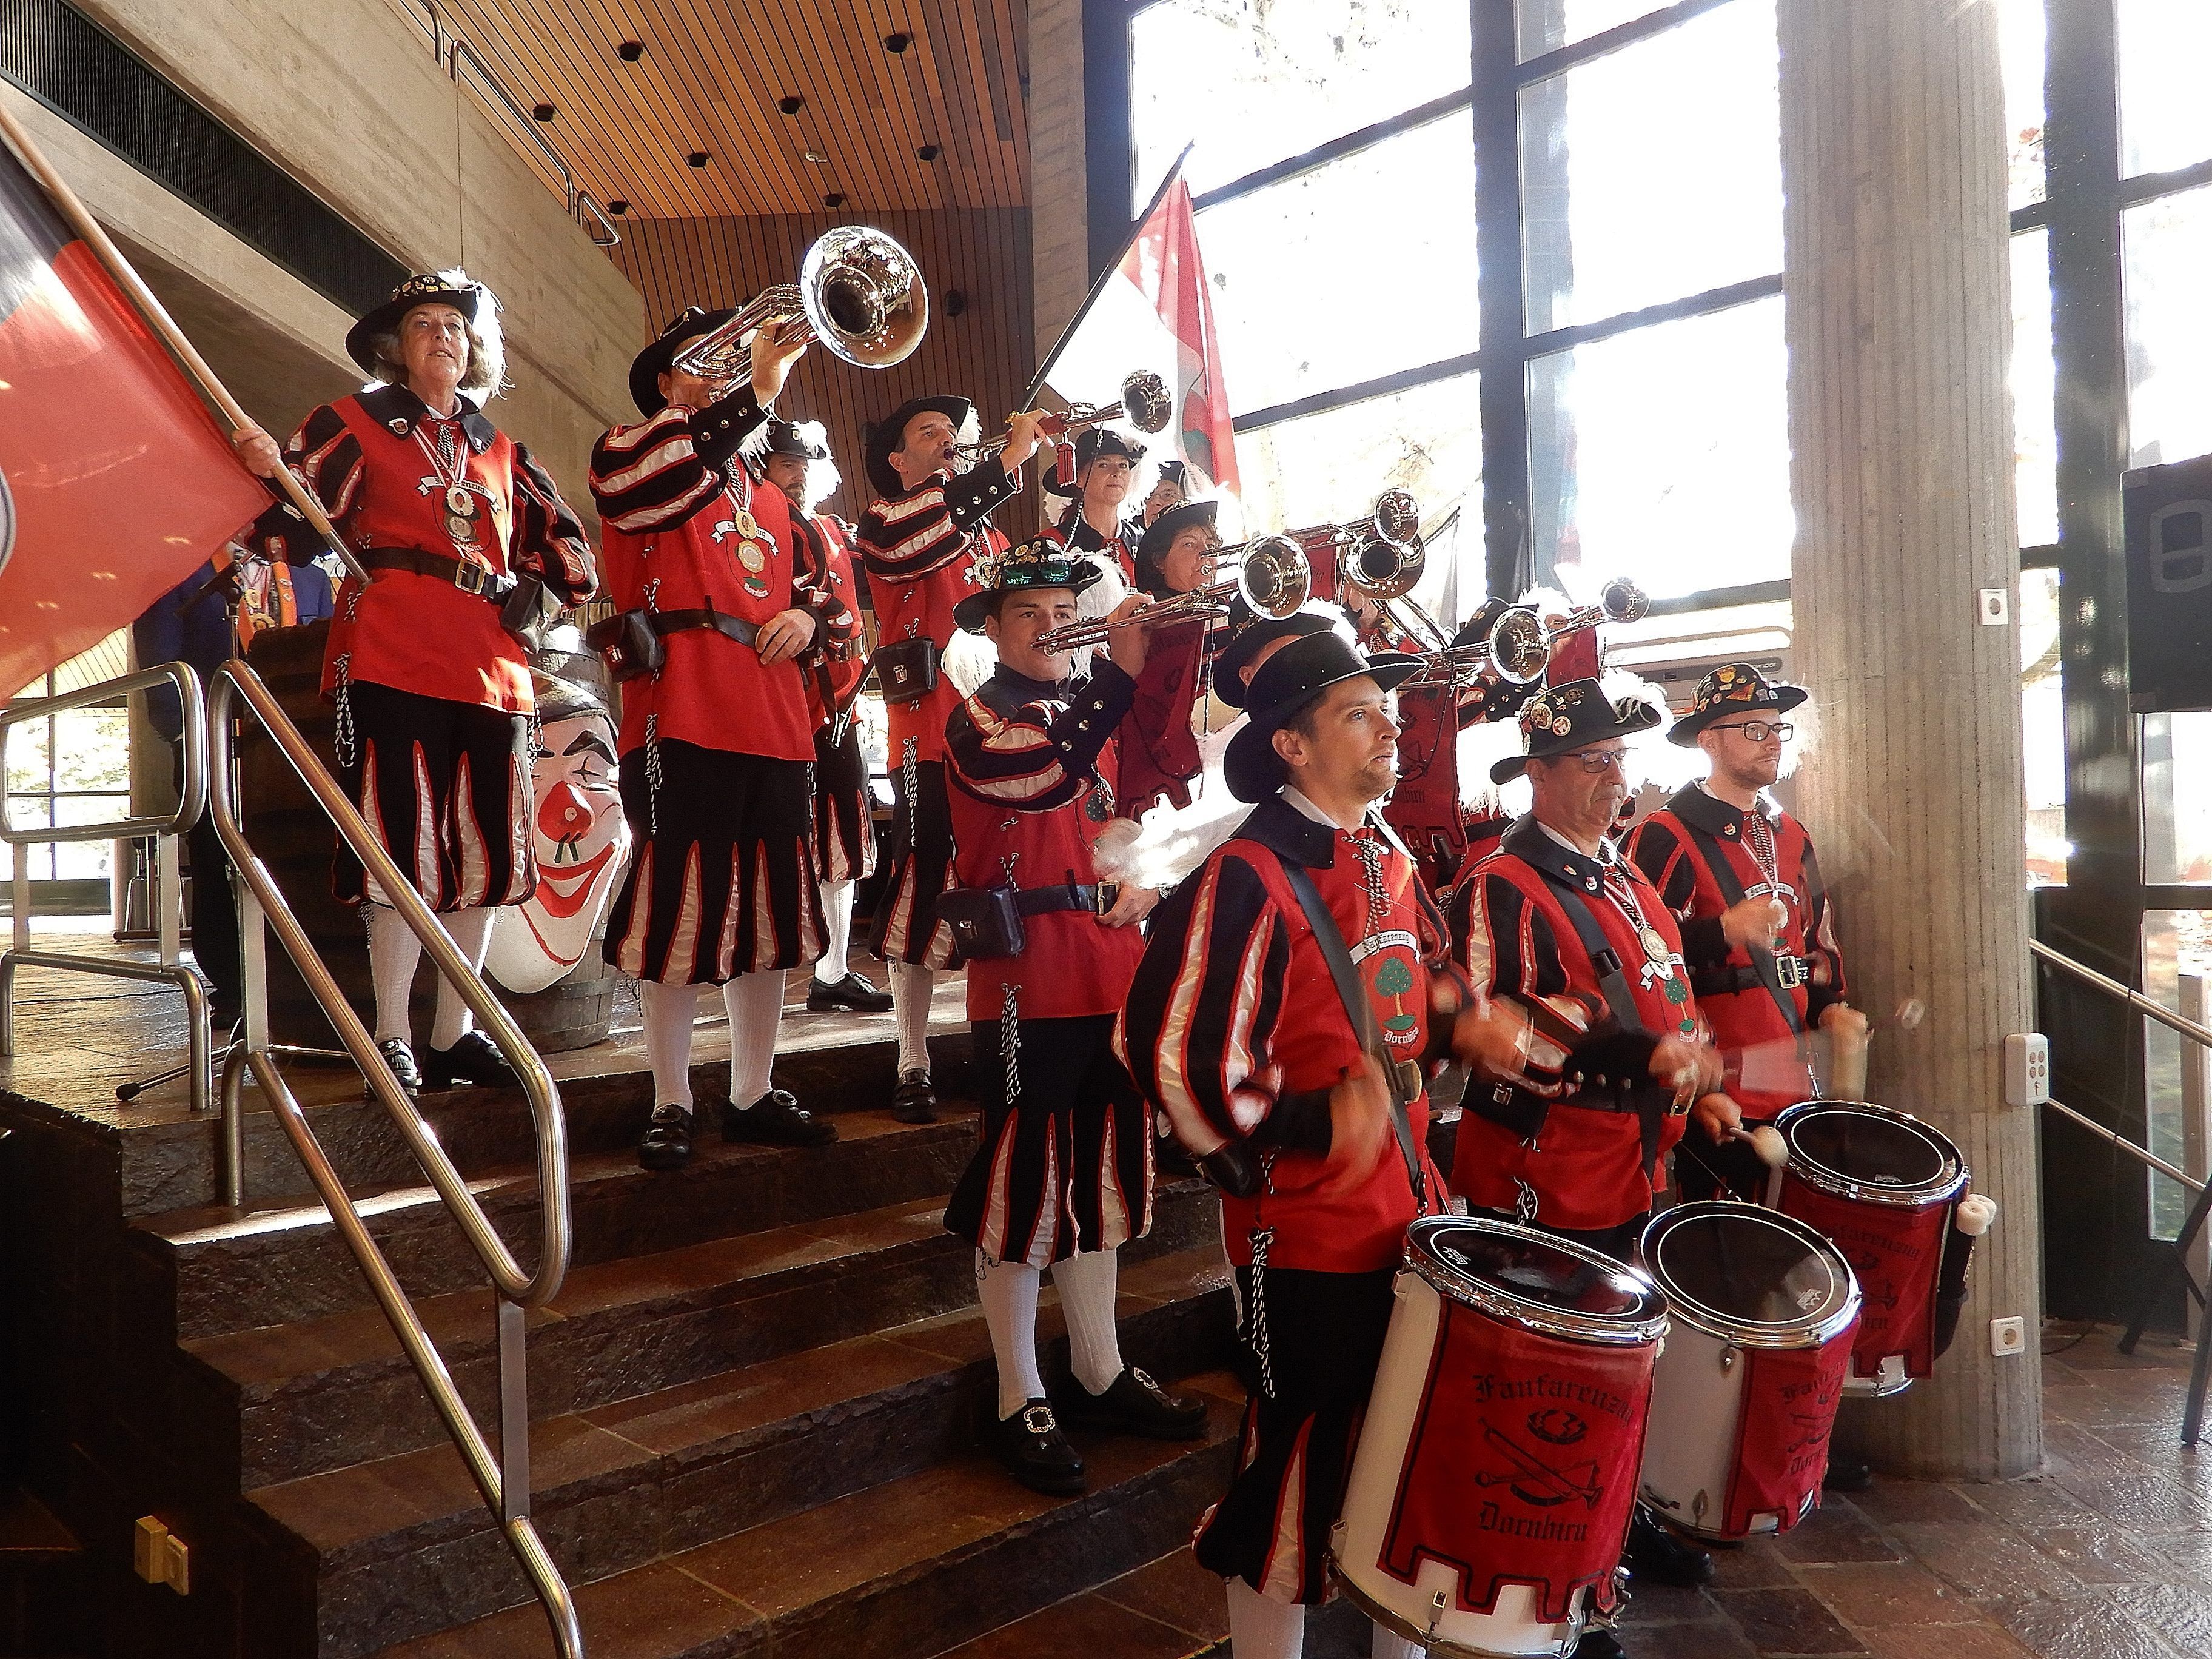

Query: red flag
[0,144,270,703]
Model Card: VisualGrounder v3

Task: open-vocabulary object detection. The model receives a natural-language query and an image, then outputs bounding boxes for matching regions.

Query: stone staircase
[3,1011,1249,1658]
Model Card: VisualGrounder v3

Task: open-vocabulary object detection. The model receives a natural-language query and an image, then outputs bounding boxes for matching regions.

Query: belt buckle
[1774,955,1805,988]
[454,561,489,597]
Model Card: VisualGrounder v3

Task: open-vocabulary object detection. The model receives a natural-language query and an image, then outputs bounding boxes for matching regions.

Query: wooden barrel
[235,621,617,1053]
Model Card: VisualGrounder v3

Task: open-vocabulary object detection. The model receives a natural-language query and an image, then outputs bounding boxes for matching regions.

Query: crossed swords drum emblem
[1477,1410,1604,1510]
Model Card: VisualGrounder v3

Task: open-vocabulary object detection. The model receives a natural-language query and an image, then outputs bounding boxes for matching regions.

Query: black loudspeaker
[2124,452,2212,713]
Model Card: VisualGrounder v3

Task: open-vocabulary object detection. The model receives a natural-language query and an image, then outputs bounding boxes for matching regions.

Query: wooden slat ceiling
[438,0,1031,218]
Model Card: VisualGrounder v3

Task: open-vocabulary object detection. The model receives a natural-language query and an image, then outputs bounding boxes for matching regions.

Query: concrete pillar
[1778,0,2042,1479]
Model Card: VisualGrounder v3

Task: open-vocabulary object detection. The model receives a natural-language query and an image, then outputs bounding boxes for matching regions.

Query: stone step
[367,1365,1245,1659]
[927,1547,1228,1659]
[179,1177,1222,1492]
[106,1012,977,1220]
[0,1490,90,1659]
[139,1111,983,1342]
[255,1249,1235,1658]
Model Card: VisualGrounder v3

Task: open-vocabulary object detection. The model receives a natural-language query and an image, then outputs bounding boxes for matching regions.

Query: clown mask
[486,694,631,993]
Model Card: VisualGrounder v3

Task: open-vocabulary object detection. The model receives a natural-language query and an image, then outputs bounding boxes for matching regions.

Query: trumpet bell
[1487,606,1549,684]
[1599,577,1650,624]
[1344,530,1424,602]
[1372,488,1421,547]
[1121,370,1173,435]
[798,226,928,369]
[1238,536,1312,620]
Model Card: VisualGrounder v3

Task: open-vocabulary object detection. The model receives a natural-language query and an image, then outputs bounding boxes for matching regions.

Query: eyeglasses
[1567,748,1631,774]
[1709,720,1794,743]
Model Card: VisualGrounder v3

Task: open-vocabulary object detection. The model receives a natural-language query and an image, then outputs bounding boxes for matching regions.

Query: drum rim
[1638,1201,1863,1350]
[1775,1099,1969,1208]
[1404,1215,1669,1347]
[1327,1551,1589,1657]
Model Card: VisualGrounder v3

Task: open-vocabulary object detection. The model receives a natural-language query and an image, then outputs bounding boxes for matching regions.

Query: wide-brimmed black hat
[953,535,1105,634]
[1213,610,1342,710]
[345,273,490,379]
[1134,500,1219,591]
[1151,459,1192,495]
[866,395,974,498]
[1224,632,1421,803]
[763,418,831,461]
[628,306,739,417]
[1042,427,1148,498]
[1489,677,1664,784]
[1666,662,1808,746]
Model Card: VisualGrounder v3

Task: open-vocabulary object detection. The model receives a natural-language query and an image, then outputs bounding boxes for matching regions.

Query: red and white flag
[1033,162,1241,510]
[0,139,270,703]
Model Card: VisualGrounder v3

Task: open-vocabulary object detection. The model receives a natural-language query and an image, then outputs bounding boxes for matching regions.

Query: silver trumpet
[1033,535,1312,653]
[672,225,928,381]
[950,370,1173,466]
[1407,577,1651,689]
[1319,488,1458,651]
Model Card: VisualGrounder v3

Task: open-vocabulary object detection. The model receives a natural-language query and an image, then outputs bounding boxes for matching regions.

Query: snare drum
[1331,1216,1667,1658]
[1769,1099,1968,1396]
[1638,1202,1861,1542]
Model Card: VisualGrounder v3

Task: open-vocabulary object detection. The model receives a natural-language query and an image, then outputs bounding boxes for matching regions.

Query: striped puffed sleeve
[856,460,1022,586]
[1799,836,1848,1021]
[1624,816,1727,970]
[945,663,1137,814]
[245,403,363,562]
[1118,851,1296,1155]
[508,441,597,604]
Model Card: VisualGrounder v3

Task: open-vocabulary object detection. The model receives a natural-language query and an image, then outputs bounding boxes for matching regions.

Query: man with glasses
[1453,677,1736,1614]
[1624,665,1863,1201]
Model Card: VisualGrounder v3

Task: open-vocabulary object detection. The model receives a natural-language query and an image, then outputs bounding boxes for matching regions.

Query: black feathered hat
[866,395,974,498]
[628,306,739,417]
[345,273,491,380]
[952,535,1105,634]
[1224,632,1421,803]
[1212,611,1344,711]
[1665,662,1808,747]
[1041,427,1149,498]
[1488,677,1665,785]
[1133,499,1219,592]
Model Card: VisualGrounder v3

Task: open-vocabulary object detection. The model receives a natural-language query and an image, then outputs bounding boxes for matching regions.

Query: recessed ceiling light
[917,143,940,162]
[687,151,711,169]
[608,199,629,215]
[883,32,911,53]
[944,288,968,317]
[823,192,845,208]
[617,40,644,62]
[532,102,556,122]
[803,150,830,164]
[779,95,805,115]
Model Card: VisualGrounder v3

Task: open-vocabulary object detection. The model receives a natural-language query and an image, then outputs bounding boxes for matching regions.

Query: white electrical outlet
[2003,1033,2049,1107]
[1979,588,2010,625]
[1991,1316,2026,1358]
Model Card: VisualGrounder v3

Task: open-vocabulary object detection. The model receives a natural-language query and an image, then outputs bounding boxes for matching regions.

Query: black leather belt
[652,608,761,649]
[1692,956,1813,997]
[1014,883,1101,917]
[361,546,516,603]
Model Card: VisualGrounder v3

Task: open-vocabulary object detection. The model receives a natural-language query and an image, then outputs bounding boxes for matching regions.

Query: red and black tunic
[251,384,595,712]
[1624,784,1846,1117]
[1053,502,1143,585]
[1452,816,1698,1233]
[798,509,875,886]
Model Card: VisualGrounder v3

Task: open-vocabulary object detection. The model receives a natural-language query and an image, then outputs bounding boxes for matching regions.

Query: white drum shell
[1332,1270,1589,1658]
[1638,1322,1797,1538]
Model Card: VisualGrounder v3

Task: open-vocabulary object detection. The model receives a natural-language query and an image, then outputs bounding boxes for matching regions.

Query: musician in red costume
[1454,679,1738,1615]
[234,272,595,1096]
[1139,457,1192,529]
[857,395,1042,1124]
[1044,427,1147,582]
[1121,631,1515,1659]
[933,538,1207,1493]
[589,306,855,1169]
[1116,498,1222,819]
[757,418,893,1016]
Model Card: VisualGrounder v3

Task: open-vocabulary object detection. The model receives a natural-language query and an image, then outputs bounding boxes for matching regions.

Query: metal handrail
[205,659,578,1657]
[2032,937,2212,1054]
[1,664,212,1112]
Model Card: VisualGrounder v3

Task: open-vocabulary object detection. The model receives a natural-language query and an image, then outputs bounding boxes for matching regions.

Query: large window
[0,637,132,894]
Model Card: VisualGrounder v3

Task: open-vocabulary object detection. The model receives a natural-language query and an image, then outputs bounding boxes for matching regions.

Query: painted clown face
[484,705,631,993]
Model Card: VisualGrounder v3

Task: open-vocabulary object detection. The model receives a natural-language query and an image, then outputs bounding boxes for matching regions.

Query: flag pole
[0,96,368,581]
[1023,142,1194,409]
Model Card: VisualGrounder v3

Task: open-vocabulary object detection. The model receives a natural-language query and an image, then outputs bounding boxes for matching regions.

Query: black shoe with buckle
[1625,1504,1715,1587]
[638,1103,694,1171]
[807,971,894,1013]
[1058,1367,1208,1441]
[990,1398,1085,1496]
[1823,1455,1874,1492]
[722,1088,838,1147]
[418,1030,521,1090]
[891,1069,937,1124]
[373,1037,421,1100]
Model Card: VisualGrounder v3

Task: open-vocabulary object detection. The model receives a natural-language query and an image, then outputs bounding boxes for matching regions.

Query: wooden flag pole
[0,95,367,581]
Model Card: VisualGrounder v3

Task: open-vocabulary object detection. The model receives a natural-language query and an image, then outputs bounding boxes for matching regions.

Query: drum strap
[1532,867,1666,1179]
[1279,859,1427,1209]
[1678,817,1808,1046]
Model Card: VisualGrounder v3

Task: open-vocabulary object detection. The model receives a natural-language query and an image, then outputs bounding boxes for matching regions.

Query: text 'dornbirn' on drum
[1769,1099,1968,1397]
[1331,1215,1667,1658]
[1637,1202,1861,1543]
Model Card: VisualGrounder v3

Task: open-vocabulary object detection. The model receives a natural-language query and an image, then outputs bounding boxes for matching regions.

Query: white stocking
[429,906,495,1050]
[891,960,933,1078]
[365,902,423,1045]
[639,979,700,1110]
[976,1254,1045,1419]
[722,971,785,1108]
[1225,1578,1306,1659]
[1051,1249,1125,1396]
[816,879,854,983]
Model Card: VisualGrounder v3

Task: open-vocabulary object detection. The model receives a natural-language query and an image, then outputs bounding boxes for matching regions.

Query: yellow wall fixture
[132,1516,189,1594]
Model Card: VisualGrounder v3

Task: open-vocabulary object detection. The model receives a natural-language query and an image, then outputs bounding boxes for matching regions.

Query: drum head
[1407,1215,1666,1345]
[1641,1203,1859,1349]
[1778,1101,1965,1205]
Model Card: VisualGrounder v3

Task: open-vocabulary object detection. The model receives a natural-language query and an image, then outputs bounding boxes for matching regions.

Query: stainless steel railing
[205,659,580,1657]
[0,663,213,1112]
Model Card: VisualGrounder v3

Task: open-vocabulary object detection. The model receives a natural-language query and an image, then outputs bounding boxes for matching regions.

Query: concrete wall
[32,0,646,517]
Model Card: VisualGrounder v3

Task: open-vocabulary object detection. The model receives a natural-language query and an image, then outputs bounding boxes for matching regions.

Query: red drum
[1769,1100,1968,1396]
[1638,1202,1860,1541]
[1332,1216,1667,1657]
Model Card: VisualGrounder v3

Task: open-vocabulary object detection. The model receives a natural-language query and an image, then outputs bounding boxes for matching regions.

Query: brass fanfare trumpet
[672,225,928,382]
[1406,577,1651,688]
[950,371,1173,466]
[1031,535,1312,654]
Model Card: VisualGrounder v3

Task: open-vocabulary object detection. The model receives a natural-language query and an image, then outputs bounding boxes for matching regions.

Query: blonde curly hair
[359,269,507,400]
